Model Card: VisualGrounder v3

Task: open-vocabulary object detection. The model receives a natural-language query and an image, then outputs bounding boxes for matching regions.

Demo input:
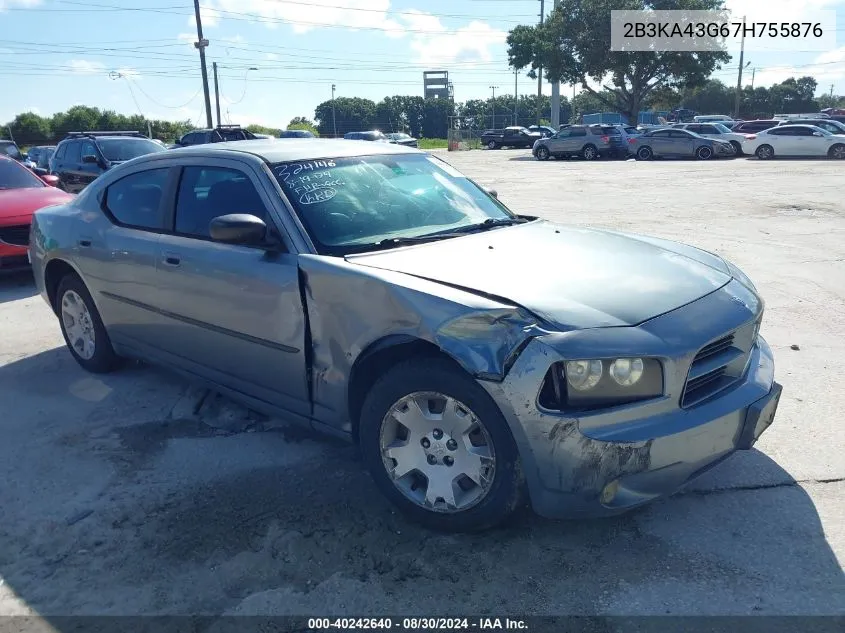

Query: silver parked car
[30,139,781,532]
[532,124,626,160]
[629,127,736,160]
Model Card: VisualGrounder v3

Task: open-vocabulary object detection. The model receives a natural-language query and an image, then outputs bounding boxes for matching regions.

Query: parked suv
[532,124,625,160]
[175,125,258,147]
[343,131,389,142]
[51,131,166,193]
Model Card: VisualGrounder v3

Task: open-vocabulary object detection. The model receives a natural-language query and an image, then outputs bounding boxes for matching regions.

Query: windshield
[1,142,23,161]
[713,123,732,133]
[272,153,514,255]
[97,138,166,162]
[0,159,44,190]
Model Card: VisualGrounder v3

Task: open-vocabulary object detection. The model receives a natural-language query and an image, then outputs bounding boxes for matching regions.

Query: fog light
[600,480,620,505]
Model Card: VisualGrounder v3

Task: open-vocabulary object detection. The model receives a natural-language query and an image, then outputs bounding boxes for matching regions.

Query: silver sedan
[629,127,736,160]
[30,140,781,531]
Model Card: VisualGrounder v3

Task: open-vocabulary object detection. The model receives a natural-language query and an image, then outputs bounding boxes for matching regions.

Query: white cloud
[69,59,106,75]
[404,13,506,67]
[0,0,41,11]
[24,105,41,114]
[186,1,219,29]
[743,46,845,90]
[265,52,279,61]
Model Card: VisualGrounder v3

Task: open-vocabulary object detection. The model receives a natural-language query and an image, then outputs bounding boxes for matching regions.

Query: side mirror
[813,132,823,137]
[209,214,268,245]
[40,174,60,187]
[485,188,498,199]
[82,154,99,164]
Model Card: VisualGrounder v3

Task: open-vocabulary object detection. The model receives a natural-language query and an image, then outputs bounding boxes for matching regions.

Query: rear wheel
[581,144,598,161]
[359,358,524,532]
[636,146,653,161]
[487,140,498,150]
[696,145,713,160]
[56,274,121,373]
[828,144,845,160]
[755,144,774,160]
[730,141,743,155]
[535,146,550,161]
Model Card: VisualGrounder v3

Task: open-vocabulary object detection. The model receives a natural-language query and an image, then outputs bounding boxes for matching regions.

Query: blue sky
[1,0,844,128]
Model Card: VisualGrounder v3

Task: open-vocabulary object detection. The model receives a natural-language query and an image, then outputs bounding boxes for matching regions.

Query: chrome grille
[0,224,30,247]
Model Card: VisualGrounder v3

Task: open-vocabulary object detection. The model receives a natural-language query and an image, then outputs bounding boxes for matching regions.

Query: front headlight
[725,259,757,292]
[540,357,664,411]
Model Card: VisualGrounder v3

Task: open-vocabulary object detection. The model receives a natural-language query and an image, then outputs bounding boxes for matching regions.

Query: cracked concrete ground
[0,152,843,622]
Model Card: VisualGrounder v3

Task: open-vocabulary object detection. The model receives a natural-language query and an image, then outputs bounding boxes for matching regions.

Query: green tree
[817,93,845,110]
[285,118,319,136]
[507,0,731,124]
[247,124,283,136]
[5,112,52,145]
[314,97,377,136]
[420,98,455,138]
[676,79,732,115]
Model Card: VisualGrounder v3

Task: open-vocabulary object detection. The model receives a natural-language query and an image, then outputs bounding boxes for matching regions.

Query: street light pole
[192,0,213,129]
[331,84,337,137]
[514,69,518,125]
[733,15,747,119]
[212,62,221,127]
[490,85,499,128]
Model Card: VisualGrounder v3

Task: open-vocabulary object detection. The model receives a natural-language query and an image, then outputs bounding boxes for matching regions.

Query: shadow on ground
[0,270,37,304]
[0,349,843,620]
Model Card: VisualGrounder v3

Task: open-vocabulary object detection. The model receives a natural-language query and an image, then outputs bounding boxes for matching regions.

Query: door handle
[78,239,91,248]
[162,252,181,267]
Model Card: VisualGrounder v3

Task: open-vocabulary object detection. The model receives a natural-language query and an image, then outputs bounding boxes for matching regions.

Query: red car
[0,155,74,271]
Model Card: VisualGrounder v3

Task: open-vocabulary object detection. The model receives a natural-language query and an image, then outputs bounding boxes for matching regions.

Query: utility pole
[550,0,560,129]
[733,15,746,120]
[537,0,544,125]
[490,85,499,128]
[750,67,756,90]
[212,62,221,127]
[331,84,337,137]
[831,84,835,98]
[193,0,213,129]
[514,69,518,125]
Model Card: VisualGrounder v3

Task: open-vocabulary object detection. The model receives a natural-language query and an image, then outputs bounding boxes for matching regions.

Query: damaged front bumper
[478,281,781,519]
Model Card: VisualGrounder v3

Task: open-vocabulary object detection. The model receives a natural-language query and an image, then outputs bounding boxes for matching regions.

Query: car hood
[347,221,732,330]
[0,187,74,220]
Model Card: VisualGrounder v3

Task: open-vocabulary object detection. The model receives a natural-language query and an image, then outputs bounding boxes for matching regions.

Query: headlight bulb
[609,358,644,386]
[565,360,603,391]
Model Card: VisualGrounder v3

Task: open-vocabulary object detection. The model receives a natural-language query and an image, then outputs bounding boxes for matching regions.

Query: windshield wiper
[451,217,528,233]
[373,218,528,248]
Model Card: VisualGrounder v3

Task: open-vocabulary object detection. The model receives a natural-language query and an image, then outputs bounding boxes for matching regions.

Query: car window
[54,143,67,160]
[650,130,672,137]
[795,126,821,136]
[699,125,720,134]
[97,138,164,162]
[556,129,571,138]
[80,140,97,159]
[174,166,268,239]
[0,158,46,190]
[65,140,82,163]
[0,142,22,160]
[104,168,169,230]
[569,127,587,137]
[669,130,693,138]
[272,154,513,255]
[767,128,791,136]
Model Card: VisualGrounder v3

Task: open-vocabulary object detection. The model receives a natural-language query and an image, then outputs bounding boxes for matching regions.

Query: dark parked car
[30,139,780,532]
[386,132,419,148]
[776,118,845,135]
[532,124,626,160]
[731,120,780,134]
[343,131,389,142]
[279,129,315,139]
[0,140,24,163]
[628,128,735,160]
[481,126,542,150]
[50,131,166,193]
[175,125,258,147]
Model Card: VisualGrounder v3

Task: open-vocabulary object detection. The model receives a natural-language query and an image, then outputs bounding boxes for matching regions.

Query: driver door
[152,158,310,416]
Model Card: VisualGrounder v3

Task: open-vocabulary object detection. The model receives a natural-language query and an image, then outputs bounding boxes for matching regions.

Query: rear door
[765,128,798,154]
[153,158,310,416]
[646,129,673,154]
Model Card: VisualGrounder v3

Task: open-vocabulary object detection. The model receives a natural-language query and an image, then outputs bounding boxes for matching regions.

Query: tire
[828,144,845,160]
[56,273,121,373]
[487,140,498,150]
[696,145,713,160]
[636,146,653,161]
[755,144,774,160]
[359,358,524,532]
[535,146,550,161]
[730,141,743,155]
[581,144,598,161]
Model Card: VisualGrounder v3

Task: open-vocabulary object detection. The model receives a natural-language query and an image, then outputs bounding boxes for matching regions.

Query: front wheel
[359,358,524,532]
[56,274,122,373]
[487,140,498,150]
[636,146,653,161]
[828,144,845,159]
[696,145,713,160]
[756,144,774,160]
[535,146,550,161]
[730,141,743,155]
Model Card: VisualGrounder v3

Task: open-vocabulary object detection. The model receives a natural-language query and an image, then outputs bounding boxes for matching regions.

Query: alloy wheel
[61,290,96,360]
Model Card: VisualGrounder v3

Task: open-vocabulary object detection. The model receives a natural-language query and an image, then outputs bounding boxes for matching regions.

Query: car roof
[150,138,421,163]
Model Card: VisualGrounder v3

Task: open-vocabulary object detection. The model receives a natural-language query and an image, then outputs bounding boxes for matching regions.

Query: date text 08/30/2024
[307,617,529,630]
